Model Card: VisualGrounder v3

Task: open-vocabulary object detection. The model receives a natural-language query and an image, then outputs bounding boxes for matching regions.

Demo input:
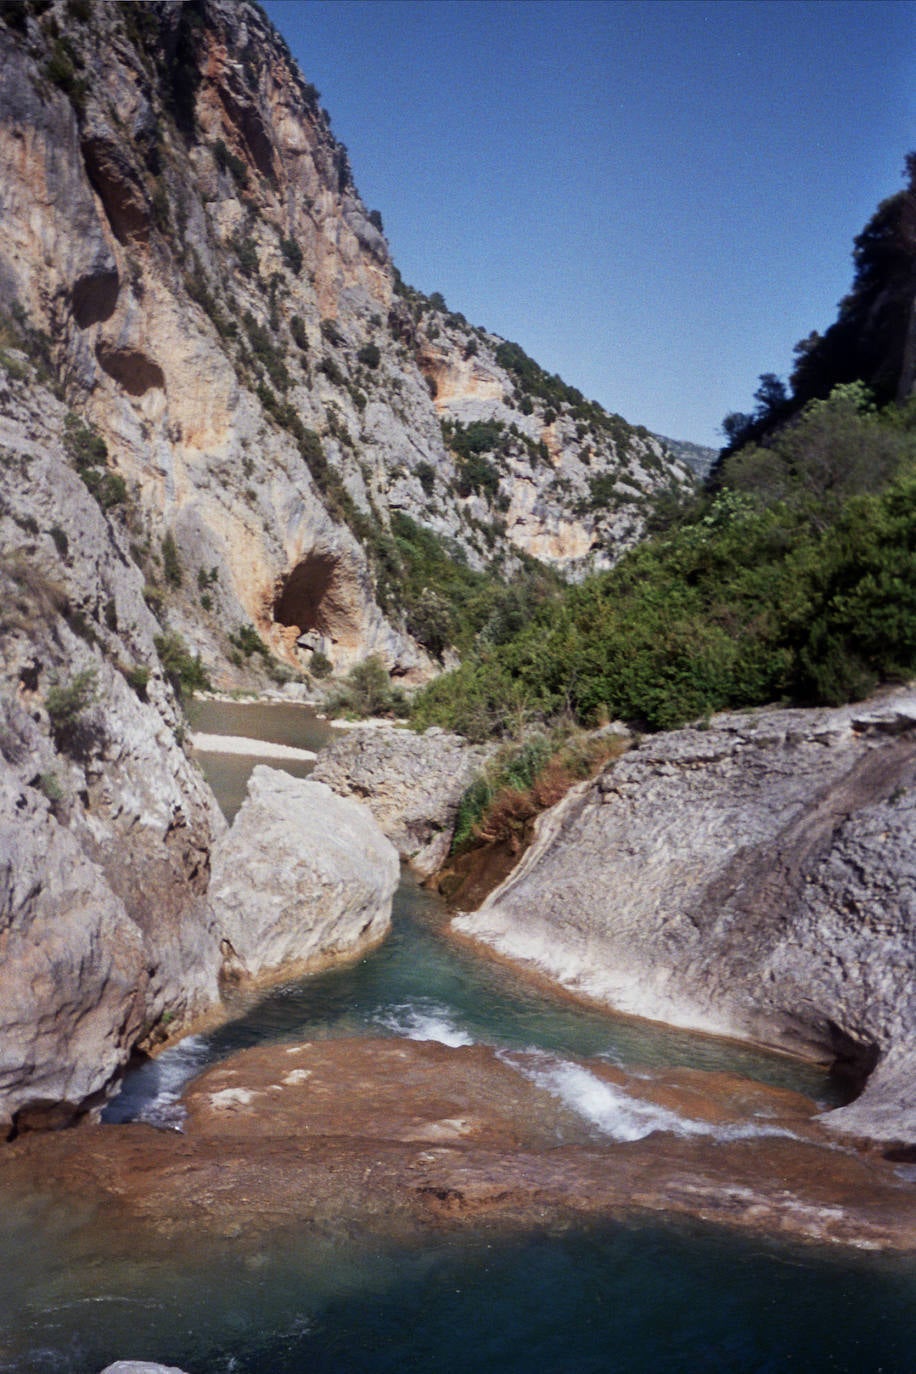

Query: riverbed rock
[5,1036,915,1252]
[209,766,399,983]
[311,724,493,874]
[99,1365,190,1374]
[453,690,916,1142]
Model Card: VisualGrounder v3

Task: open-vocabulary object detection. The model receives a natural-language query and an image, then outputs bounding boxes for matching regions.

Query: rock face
[311,724,492,874]
[0,0,692,691]
[0,373,397,1130]
[453,690,916,1142]
[0,377,226,1133]
[0,756,146,1134]
[209,766,399,983]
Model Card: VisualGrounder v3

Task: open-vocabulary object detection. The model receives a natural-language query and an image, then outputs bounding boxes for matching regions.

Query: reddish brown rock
[3,1038,913,1253]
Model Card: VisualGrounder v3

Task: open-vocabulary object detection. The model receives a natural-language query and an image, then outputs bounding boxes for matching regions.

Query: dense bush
[211,139,248,190]
[233,236,259,278]
[243,310,290,391]
[357,342,380,369]
[154,632,210,701]
[161,531,182,587]
[280,237,303,274]
[374,511,561,664]
[63,414,127,510]
[228,623,269,661]
[413,388,916,738]
[45,668,97,753]
[324,655,407,719]
[320,318,345,348]
[290,316,309,352]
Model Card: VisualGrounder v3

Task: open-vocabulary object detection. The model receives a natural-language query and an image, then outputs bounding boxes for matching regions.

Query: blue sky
[263,0,916,447]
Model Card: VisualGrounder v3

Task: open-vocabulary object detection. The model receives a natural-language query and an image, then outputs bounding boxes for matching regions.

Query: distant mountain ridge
[654,434,717,479]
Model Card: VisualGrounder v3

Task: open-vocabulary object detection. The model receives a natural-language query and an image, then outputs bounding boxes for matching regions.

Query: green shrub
[161,531,182,587]
[309,650,333,678]
[280,237,303,274]
[63,413,107,466]
[212,138,248,189]
[444,418,505,460]
[357,342,380,369]
[298,427,325,475]
[233,236,259,277]
[45,668,97,752]
[63,414,127,509]
[0,347,27,380]
[320,318,345,348]
[38,770,65,804]
[416,461,436,496]
[243,311,291,391]
[318,355,346,386]
[154,632,210,700]
[228,623,269,660]
[412,396,916,739]
[290,316,309,351]
[124,663,150,699]
[80,467,127,509]
[324,655,406,719]
[44,38,87,109]
[451,734,554,851]
[455,452,501,501]
[150,180,170,233]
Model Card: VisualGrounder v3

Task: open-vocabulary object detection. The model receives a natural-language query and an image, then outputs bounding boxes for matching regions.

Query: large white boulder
[210,766,399,982]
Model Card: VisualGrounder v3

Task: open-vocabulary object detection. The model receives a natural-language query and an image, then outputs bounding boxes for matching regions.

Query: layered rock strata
[453,690,916,1142]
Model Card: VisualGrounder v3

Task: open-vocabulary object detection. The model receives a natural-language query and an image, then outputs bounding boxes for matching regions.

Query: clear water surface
[3,702,914,1372]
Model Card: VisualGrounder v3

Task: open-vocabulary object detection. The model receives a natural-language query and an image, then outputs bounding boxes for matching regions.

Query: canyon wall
[0,0,692,681]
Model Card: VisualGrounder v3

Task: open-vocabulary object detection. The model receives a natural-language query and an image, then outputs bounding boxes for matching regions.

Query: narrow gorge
[0,0,914,1369]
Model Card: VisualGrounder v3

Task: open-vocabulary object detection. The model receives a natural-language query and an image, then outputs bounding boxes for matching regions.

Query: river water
[2,701,915,1372]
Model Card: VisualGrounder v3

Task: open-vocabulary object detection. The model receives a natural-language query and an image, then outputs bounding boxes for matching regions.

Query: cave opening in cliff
[273,550,358,642]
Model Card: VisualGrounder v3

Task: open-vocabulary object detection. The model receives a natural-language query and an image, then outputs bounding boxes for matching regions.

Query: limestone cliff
[0,0,692,685]
[0,367,226,1133]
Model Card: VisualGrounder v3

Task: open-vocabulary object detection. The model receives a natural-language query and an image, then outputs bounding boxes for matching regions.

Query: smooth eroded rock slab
[209,766,399,984]
[4,1037,914,1253]
[453,692,916,1142]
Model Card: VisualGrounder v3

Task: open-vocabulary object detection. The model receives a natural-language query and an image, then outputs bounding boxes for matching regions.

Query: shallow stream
[2,700,915,1371]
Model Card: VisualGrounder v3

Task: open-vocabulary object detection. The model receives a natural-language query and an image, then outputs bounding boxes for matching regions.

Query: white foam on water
[504,1052,798,1143]
[374,1001,474,1048]
[104,1034,212,1129]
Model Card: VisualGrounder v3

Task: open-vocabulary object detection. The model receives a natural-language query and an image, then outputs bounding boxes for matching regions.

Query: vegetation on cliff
[413,385,915,739]
[413,158,916,743]
[719,154,916,458]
